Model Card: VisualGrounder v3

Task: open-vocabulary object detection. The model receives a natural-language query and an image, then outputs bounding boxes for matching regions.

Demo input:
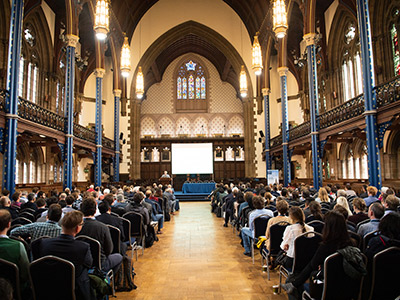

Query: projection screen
[171,143,213,174]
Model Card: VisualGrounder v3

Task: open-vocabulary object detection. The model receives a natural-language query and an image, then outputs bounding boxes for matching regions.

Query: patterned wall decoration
[193,117,209,135]
[210,116,227,136]
[228,116,244,136]
[176,117,191,135]
[141,117,156,137]
[158,117,175,136]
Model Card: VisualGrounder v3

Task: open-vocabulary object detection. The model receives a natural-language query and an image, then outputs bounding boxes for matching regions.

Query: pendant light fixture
[273,0,288,39]
[120,36,131,78]
[94,0,110,40]
[136,66,144,99]
[252,33,263,76]
[240,65,248,98]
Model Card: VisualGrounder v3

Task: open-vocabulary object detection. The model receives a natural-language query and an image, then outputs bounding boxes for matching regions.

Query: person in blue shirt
[357,202,384,237]
[363,186,379,207]
[241,195,274,256]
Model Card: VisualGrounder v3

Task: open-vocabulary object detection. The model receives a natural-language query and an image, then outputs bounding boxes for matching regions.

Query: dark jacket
[96,213,125,241]
[125,202,150,226]
[21,201,38,211]
[77,218,113,262]
[39,234,93,300]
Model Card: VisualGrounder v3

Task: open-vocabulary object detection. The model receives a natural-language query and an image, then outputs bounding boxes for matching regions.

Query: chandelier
[94,0,110,40]
[273,0,288,39]
[252,33,263,76]
[120,36,131,78]
[239,65,247,98]
[136,66,144,99]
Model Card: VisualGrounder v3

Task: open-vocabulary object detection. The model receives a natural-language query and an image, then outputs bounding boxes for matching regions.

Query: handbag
[275,249,288,266]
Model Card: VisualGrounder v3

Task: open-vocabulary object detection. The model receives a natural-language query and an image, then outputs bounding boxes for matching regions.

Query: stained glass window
[188,75,194,99]
[177,60,206,100]
[195,77,200,99]
[177,77,182,99]
[391,23,400,76]
[18,57,24,97]
[201,77,206,99]
[182,78,187,99]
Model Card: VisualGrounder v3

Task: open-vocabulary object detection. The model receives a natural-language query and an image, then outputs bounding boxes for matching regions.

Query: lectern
[159,177,171,186]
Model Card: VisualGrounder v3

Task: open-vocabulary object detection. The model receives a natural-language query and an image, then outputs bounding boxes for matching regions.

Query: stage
[174,191,211,201]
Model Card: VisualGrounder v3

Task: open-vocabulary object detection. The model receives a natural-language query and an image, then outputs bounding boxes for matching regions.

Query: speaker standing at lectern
[161,171,170,178]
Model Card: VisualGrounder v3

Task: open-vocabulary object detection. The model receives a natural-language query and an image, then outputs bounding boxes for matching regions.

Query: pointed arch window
[176,60,207,100]
[391,23,400,75]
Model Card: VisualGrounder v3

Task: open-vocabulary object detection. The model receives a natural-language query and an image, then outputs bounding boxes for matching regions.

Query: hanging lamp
[273,0,288,39]
[94,0,110,40]
[136,66,144,99]
[252,33,263,76]
[239,65,248,98]
[120,36,131,78]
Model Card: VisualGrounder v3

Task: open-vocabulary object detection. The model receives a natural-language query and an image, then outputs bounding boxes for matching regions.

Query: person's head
[0,278,13,300]
[27,193,35,202]
[0,197,10,208]
[318,187,329,202]
[47,204,62,222]
[305,198,314,208]
[59,193,67,201]
[252,195,264,209]
[322,211,351,247]
[46,196,58,207]
[352,197,367,213]
[276,200,289,215]
[164,171,168,175]
[80,197,97,217]
[281,188,288,197]
[336,196,352,214]
[116,194,124,203]
[337,189,347,198]
[368,202,384,220]
[145,189,152,199]
[36,198,46,208]
[61,211,84,236]
[0,210,11,233]
[367,186,378,197]
[309,201,323,218]
[65,195,75,206]
[244,191,253,204]
[383,195,400,211]
[302,189,310,199]
[98,201,110,214]
[103,194,114,206]
[379,213,400,240]
[333,204,349,220]
[264,192,272,205]
[289,206,305,224]
[2,190,10,197]
[11,192,20,202]
[154,188,163,198]
[345,184,352,191]
[37,191,45,198]
[133,192,145,204]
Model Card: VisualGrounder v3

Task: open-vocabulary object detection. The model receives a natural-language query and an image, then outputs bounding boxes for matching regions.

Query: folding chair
[348,230,362,249]
[11,217,32,226]
[302,252,366,300]
[261,221,290,280]
[356,218,370,231]
[106,224,121,254]
[18,212,35,222]
[306,220,324,234]
[0,258,22,300]
[31,236,51,261]
[30,255,75,300]
[120,217,138,261]
[279,232,322,293]
[19,208,35,214]
[362,230,379,251]
[250,214,270,264]
[122,212,145,256]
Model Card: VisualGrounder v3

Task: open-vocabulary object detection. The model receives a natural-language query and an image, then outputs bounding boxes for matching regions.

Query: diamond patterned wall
[210,116,226,135]
[141,117,156,136]
[176,117,191,135]
[228,116,244,135]
[193,117,209,135]
[158,117,175,136]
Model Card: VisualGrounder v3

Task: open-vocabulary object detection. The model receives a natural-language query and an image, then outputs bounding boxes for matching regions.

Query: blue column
[94,68,105,187]
[356,0,382,190]
[278,67,290,187]
[63,35,79,190]
[305,33,322,190]
[113,89,121,182]
[3,0,24,194]
[262,88,271,173]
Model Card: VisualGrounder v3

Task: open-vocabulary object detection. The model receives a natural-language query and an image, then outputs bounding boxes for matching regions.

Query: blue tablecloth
[182,183,216,194]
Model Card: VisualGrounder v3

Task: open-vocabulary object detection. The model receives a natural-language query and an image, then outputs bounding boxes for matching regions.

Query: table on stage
[182,182,216,194]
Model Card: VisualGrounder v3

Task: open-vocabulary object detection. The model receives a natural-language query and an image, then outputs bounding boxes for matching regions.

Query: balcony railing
[376,76,400,107]
[289,121,311,141]
[0,90,114,151]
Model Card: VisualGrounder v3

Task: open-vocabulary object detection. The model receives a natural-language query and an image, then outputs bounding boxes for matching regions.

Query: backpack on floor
[115,256,137,292]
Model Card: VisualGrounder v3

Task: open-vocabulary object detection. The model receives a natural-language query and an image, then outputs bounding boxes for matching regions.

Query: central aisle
[119,202,286,300]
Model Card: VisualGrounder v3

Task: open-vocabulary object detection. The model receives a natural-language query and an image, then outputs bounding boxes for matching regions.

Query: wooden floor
[118,202,287,300]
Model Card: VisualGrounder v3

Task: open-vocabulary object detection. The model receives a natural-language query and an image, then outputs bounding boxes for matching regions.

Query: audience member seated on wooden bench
[36,211,93,300]
[78,197,122,274]
[0,210,31,298]
[10,204,62,240]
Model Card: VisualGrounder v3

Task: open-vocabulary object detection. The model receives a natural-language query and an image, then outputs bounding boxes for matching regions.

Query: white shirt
[280,223,314,258]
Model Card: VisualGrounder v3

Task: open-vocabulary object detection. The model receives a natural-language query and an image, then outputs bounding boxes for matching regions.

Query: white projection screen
[171,143,213,174]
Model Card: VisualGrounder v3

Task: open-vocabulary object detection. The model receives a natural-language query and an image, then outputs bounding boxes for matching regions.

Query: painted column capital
[262,88,271,96]
[113,89,122,98]
[66,34,79,48]
[277,67,288,77]
[94,68,105,78]
[303,33,318,46]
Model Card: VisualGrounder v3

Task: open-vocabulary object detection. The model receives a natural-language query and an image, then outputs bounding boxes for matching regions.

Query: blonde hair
[318,187,329,202]
[336,196,353,216]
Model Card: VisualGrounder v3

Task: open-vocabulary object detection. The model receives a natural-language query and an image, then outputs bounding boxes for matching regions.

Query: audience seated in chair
[241,196,273,256]
[20,193,37,212]
[10,204,62,240]
[348,198,368,225]
[382,194,400,216]
[0,210,30,298]
[125,192,150,228]
[144,190,164,234]
[264,199,290,252]
[363,186,379,207]
[36,210,93,300]
[77,197,122,274]
[0,196,18,219]
[357,202,384,237]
